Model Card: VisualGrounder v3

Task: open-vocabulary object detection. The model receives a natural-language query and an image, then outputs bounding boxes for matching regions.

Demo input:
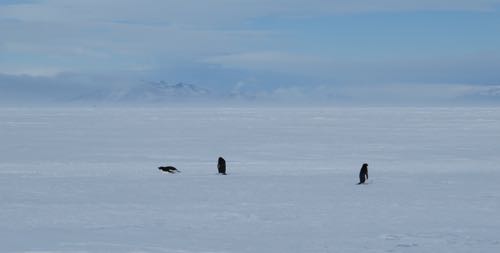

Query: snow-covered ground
[1,107,499,253]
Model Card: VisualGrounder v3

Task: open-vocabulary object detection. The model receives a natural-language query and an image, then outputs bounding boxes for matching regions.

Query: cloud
[1,0,499,105]
[201,50,500,85]
[0,66,64,77]
[224,82,500,105]
[0,17,276,75]
[1,72,499,106]
[202,51,330,75]
[0,0,37,6]
[2,1,499,25]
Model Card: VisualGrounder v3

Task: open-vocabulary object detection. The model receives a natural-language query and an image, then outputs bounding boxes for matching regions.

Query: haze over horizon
[1,0,500,105]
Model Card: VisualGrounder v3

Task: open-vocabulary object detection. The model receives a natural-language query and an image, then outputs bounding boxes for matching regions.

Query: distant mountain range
[1,73,499,105]
[0,76,222,105]
[70,81,212,104]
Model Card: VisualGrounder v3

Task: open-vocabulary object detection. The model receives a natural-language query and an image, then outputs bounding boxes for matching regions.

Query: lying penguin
[158,166,180,174]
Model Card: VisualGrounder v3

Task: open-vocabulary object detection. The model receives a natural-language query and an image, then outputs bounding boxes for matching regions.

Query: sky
[1,0,500,105]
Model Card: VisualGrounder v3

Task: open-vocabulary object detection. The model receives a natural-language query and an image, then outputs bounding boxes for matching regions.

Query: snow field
[1,107,500,252]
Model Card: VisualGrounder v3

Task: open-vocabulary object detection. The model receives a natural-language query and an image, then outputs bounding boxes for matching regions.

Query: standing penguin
[217,157,226,175]
[358,163,368,184]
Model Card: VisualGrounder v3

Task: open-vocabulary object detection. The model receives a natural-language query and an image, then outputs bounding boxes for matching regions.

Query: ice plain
[1,107,500,253]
